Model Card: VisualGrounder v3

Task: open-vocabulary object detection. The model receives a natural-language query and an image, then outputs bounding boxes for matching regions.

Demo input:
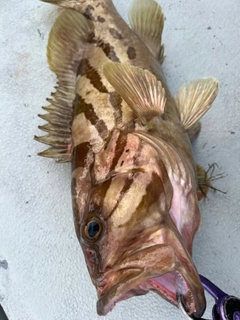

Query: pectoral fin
[129,0,165,63]
[35,9,94,162]
[174,78,218,131]
[103,62,166,123]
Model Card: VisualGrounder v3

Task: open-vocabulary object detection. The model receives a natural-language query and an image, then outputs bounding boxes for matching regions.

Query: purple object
[234,311,240,320]
[200,275,240,320]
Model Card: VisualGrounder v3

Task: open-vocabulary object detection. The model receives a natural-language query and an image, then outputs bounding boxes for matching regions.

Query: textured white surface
[0,1,240,320]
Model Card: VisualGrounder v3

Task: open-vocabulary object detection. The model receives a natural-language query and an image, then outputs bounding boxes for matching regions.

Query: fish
[35,0,218,318]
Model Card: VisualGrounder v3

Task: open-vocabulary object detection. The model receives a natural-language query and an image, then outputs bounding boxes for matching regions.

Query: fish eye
[81,214,103,243]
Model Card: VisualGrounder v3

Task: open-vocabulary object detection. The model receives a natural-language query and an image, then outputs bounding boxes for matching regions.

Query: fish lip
[96,268,145,316]
[96,245,206,317]
[97,269,205,317]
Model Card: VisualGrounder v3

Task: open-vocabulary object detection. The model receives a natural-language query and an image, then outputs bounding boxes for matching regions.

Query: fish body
[35,0,218,318]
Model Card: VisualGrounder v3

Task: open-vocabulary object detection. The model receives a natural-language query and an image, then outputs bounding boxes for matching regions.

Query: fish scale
[35,0,219,318]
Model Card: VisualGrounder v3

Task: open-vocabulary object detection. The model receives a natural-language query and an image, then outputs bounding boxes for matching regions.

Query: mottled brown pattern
[84,5,95,20]
[109,28,123,40]
[97,16,106,23]
[98,42,120,62]
[127,46,137,60]
[77,59,108,93]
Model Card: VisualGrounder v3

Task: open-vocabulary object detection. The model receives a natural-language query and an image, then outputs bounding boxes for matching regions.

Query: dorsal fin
[34,9,94,162]
[174,78,219,131]
[103,62,166,123]
[129,0,165,63]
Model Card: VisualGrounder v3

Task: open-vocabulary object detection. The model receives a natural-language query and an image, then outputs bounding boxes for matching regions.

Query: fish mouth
[96,244,206,318]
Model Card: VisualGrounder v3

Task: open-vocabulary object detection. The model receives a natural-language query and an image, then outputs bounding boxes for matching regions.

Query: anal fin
[35,9,94,162]
[129,0,165,63]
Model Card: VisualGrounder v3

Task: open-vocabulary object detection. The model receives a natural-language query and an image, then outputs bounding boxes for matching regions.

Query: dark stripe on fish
[107,176,135,219]
[109,133,128,172]
[76,95,108,139]
[127,46,137,60]
[77,59,108,93]
[136,171,165,214]
[98,42,120,62]
[109,92,123,122]
[89,177,113,211]
[119,171,165,228]
[109,28,123,40]
[72,142,91,171]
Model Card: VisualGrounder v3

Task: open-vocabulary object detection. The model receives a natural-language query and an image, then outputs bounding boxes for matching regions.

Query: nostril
[86,249,97,264]
[105,265,111,272]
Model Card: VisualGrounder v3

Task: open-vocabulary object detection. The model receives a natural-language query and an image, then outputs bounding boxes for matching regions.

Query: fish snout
[95,243,206,318]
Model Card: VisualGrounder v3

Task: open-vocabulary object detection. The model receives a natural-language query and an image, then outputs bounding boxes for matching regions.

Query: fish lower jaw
[96,270,199,317]
[147,271,196,314]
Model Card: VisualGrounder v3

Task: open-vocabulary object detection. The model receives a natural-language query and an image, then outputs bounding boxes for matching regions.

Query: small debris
[0,260,8,270]
[37,29,44,40]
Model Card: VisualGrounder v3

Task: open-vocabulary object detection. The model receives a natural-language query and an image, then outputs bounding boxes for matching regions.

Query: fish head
[77,167,206,318]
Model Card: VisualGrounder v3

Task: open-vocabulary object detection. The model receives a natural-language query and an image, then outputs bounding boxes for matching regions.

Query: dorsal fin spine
[35,9,94,162]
